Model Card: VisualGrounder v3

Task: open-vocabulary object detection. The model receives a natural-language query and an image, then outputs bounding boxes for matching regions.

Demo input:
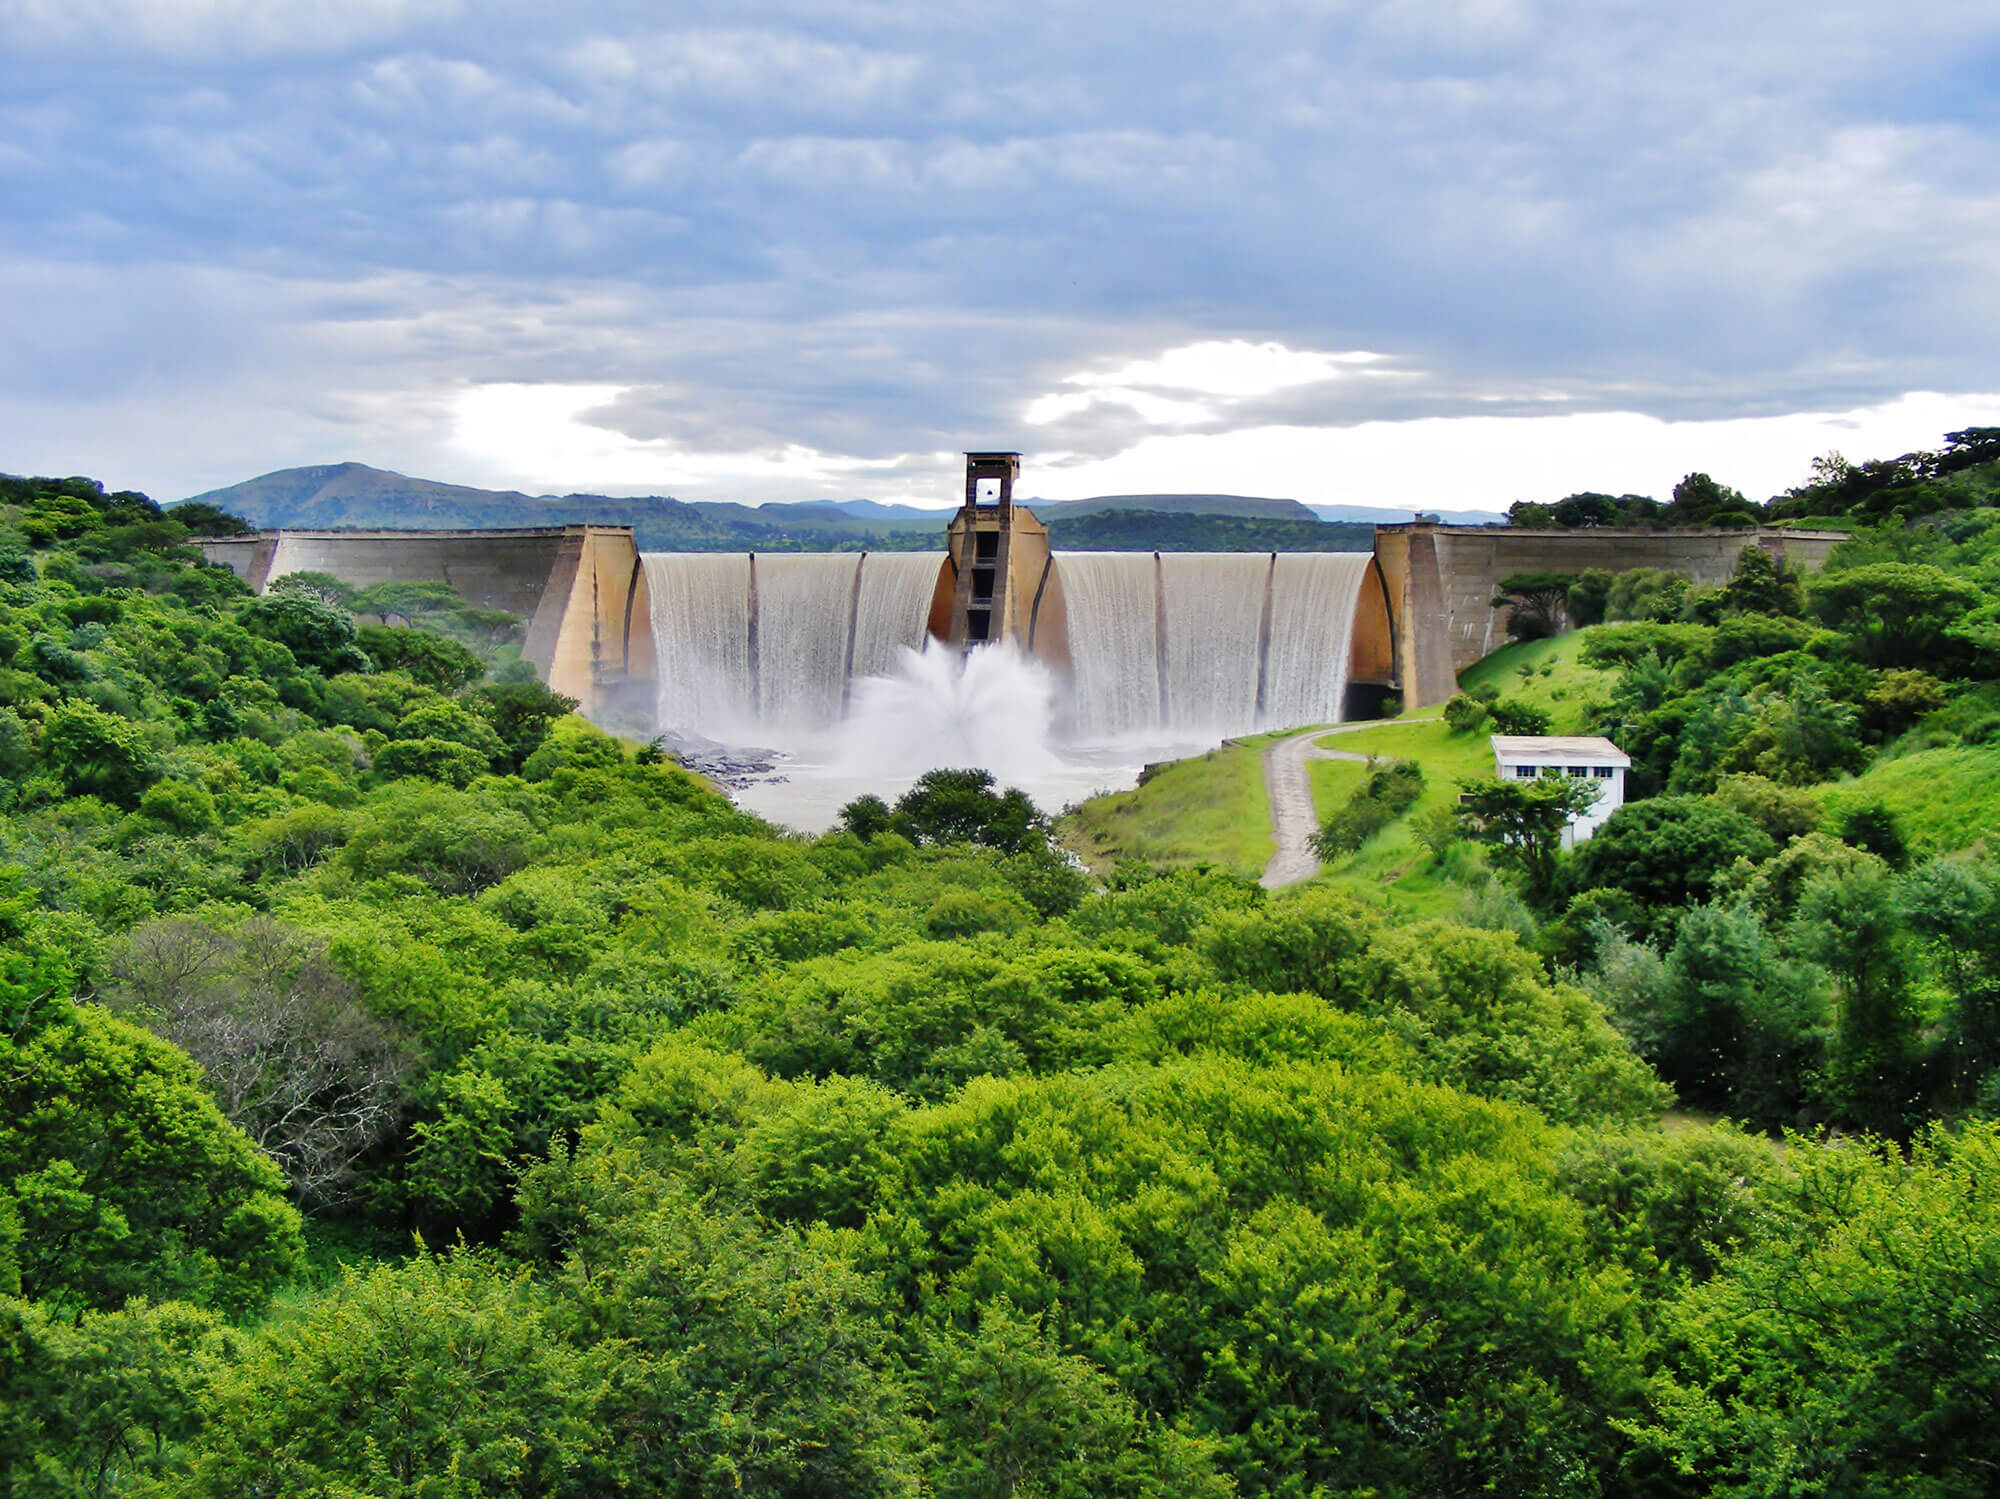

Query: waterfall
[1053,551,1374,740]
[1261,551,1372,730]
[1049,553,1165,739]
[645,548,1375,748]
[644,552,942,742]
[645,554,755,740]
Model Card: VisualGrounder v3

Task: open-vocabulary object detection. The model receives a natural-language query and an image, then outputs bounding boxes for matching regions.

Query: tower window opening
[971,567,995,602]
[966,609,992,642]
[974,531,999,562]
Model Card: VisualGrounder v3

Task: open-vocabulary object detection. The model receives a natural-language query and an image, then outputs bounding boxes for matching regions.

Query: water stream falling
[643,552,941,744]
[1054,551,1373,741]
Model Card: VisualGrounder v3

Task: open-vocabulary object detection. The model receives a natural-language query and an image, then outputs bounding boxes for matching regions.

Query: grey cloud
[2,0,1998,501]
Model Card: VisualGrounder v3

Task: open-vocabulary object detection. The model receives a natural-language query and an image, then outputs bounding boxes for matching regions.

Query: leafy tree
[515,1158,921,1495]
[1900,855,2000,1096]
[1710,774,1822,845]
[1455,775,1603,902]
[184,1252,609,1499]
[1310,757,1423,856]
[1638,1124,2000,1496]
[39,700,158,807]
[1666,472,1758,527]
[1832,800,1908,869]
[167,501,253,537]
[1,947,303,1314]
[1490,571,1576,640]
[357,624,486,690]
[922,1301,1227,1498]
[1719,545,1805,617]
[1486,697,1552,735]
[1793,862,1921,1131]
[0,1295,233,1498]
[1568,797,1775,933]
[238,591,371,676]
[1809,562,1984,669]
[1566,568,1615,625]
[887,768,1048,854]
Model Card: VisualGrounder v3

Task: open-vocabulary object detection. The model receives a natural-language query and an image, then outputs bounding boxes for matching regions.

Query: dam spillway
[644,552,944,740]
[643,548,1379,745]
[1060,552,1373,738]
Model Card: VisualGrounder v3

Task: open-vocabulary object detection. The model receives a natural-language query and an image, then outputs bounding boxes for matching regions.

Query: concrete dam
[197,453,1846,737]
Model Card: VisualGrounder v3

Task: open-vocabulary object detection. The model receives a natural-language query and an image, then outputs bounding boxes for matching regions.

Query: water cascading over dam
[1055,552,1373,739]
[643,547,1377,745]
[643,552,944,741]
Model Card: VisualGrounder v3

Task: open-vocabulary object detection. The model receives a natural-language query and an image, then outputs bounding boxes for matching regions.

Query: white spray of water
[835,639,1064,783]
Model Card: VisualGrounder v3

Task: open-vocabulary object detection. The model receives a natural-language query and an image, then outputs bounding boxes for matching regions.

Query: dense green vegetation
[1506,428,2000,531]
[6,454,2000,1497]
[1044,510,1372,551]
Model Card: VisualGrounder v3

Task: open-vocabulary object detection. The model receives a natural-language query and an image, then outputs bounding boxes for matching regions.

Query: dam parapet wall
[198,526,649,722]
[1373,522,1850,707]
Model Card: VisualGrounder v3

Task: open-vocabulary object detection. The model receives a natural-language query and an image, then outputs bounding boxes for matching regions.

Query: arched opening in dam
[639,546,1392,827]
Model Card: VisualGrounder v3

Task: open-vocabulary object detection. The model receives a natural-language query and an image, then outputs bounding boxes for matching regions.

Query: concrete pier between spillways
[198,511,1849,727]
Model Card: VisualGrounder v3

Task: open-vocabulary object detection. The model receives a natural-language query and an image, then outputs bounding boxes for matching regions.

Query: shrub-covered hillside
[3,466,1999,1498]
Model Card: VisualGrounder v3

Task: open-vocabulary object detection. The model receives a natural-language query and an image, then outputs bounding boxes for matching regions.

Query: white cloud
[447,382,918,493]
[1025,340,1398,429]
[0,0,460,59]
[1031,391,2000,510]
[562,29,923,117]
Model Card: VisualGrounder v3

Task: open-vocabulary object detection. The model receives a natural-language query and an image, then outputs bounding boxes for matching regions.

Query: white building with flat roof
[1489,735,1631,847]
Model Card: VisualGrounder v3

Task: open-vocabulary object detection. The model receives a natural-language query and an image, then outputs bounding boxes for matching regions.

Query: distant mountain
[1044,510,1373,552]
[761,498,947,524]
[1307,502,1506,526]
[1024,493,1321,523]
[176,464,945,552]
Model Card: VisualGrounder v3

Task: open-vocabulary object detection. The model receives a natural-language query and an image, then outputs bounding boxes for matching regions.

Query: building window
[1567,765,1590,778]
[1514,765,1537,780]
[1593,766,1615,779]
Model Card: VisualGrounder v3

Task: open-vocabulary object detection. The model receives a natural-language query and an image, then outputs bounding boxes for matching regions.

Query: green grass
[1055,626,1624,889]
[1056,727,1319,877]
[1299,718,1504,918]
[1457,630,1618,735]
[1819,744,2000,856]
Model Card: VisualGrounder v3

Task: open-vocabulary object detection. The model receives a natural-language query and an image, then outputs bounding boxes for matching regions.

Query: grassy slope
[1055,728,1316,878]
[1819,745,2000,855]
[1456,631,1611,736]
[1056,632,1627,887]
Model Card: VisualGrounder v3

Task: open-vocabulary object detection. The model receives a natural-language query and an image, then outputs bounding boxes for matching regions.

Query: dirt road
[1259,719,1437,889]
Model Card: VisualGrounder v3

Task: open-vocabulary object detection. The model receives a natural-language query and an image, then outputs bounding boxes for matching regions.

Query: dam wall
[194,504,1846,735]
[198,526,651,721]
[1374,522,1850,707]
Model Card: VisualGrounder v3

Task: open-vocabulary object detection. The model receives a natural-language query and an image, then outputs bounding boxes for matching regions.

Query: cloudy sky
[3,0,1998,511]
